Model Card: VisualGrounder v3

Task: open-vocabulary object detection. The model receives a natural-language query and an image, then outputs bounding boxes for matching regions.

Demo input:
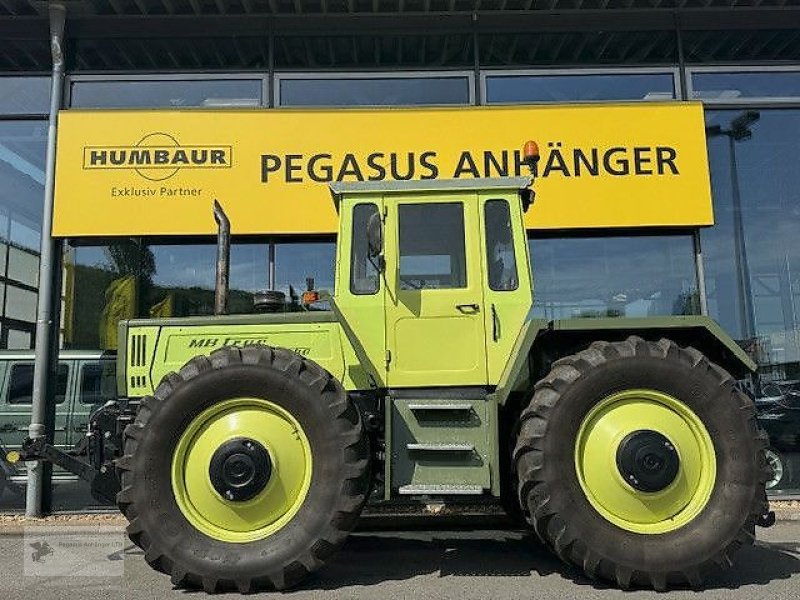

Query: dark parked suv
[0,351,116,508]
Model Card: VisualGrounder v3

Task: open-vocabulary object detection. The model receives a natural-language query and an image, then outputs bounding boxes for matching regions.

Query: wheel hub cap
[575,389,716,534]
[616,430,680,493]
[171,397,312,543]
[209,438,272,502]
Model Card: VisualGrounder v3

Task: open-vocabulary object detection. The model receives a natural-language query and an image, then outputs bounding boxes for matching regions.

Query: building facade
[0,1,799,511]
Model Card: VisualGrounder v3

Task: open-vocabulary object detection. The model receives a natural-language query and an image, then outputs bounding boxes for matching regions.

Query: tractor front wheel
[117,345,370,593]
[513,337,768,590]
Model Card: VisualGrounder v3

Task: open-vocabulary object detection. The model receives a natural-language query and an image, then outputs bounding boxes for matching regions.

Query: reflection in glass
[0,121,46,350]
[0,77,50,115]
[530,234,698,320]
[703,109,800,367]
[65,239,339,349]
[0,121,47,251]
[274,241,336,303]
[70,79,262,108]
[487,73,675,104]
[280,76,470,107]
[64,241,273,350]
[692,71,800,101]
[703,109,800,494]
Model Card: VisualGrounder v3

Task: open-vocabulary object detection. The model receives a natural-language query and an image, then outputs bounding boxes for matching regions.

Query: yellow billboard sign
[53,103,713,237]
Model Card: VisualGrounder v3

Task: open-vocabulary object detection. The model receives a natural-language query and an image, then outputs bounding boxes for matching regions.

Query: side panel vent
[126,327,160,396]
[130,334,148,368]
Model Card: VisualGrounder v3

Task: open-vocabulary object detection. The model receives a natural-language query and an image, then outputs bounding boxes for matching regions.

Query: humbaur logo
[82,132,232,181]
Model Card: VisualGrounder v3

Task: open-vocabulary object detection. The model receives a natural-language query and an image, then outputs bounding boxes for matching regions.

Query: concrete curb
[1,499,799,534]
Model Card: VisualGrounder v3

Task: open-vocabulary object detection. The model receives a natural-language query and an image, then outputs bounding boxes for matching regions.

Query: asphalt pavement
[0,521,798,600]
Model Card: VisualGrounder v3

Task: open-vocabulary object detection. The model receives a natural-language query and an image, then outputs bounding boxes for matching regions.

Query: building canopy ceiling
[0,1,798,70]
[2,1,800,16]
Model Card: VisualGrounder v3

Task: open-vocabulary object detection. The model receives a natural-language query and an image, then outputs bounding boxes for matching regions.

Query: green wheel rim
[171,397,312,543]
[574,389,716,534]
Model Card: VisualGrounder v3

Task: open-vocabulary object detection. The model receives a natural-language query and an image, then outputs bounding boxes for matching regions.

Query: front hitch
[8,436,120,505]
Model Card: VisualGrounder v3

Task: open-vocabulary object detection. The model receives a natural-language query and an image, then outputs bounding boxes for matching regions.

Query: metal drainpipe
[26,3,67,518]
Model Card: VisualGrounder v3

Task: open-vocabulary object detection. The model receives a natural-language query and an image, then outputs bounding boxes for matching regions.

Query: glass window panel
[5,327,32,350]
[274,241,336,304]
[399,203,467,290]
[530,235,698,320]
[79,362,116,406]
[691,71,800,101]
[64,244,122,351]
[6,246,38,287]
[0,76,50,115]
[702,108,800,494]
[351,204,380,295]
[69,79,262,108]
[484,200,518,291]
[7,363,68,405]
[64,240,272,350]
[279,76,470,107]
[4,285,37,322]
[0,121,47,252]
[487,73,675,104]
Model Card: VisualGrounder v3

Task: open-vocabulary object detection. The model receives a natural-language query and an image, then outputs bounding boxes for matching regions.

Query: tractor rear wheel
[513,337,769,590]
[116,345,370,593]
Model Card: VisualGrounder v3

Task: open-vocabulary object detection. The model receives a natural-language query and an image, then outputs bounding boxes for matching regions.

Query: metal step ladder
[389,395,493,496]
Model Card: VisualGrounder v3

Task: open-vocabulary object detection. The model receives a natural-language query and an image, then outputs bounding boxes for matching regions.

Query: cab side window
[350,203,381,295]
[484,199,519,291]
[7,363,69,405]
[398,202,467,290]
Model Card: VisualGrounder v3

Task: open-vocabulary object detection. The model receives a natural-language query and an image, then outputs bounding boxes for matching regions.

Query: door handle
[455,303,480,313]
[491,303,500,342]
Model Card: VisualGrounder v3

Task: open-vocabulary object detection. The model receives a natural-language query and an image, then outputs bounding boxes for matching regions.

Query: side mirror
[367,212,383,258]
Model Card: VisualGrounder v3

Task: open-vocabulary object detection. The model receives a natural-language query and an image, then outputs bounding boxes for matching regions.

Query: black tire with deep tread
[513,336,770,591]
[116,345,370,593]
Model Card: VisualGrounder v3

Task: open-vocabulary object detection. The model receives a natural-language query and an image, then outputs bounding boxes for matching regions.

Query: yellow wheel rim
[171,397,312,543]
[574,389,716,535]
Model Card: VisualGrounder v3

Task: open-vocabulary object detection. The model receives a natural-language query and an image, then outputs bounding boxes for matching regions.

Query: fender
[491,315,755,407]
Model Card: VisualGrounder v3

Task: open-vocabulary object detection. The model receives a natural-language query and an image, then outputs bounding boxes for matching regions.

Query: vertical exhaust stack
[213,200,230,316]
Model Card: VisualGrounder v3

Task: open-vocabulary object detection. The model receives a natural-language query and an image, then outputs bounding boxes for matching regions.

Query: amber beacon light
[523,140,540,174]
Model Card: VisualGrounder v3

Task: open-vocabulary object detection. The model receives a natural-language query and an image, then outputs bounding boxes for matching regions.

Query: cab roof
[330,176,531,211]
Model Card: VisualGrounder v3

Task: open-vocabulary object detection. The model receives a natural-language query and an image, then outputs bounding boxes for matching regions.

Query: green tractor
[17,145,771,592]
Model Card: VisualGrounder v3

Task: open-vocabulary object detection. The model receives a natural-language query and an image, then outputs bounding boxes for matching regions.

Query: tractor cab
[331,177,534,389]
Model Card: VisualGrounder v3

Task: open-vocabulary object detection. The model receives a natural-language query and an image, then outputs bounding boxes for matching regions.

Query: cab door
[480,194,534,383]
[384,194,488,387]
